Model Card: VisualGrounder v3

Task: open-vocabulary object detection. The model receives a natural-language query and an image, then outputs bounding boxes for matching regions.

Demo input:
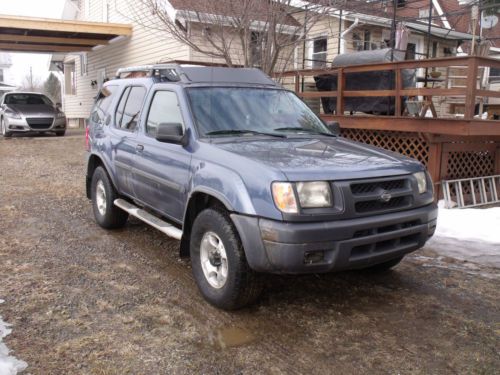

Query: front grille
[349,177,413,215]
[355,196,411,213]
[351,179,406,195]
[26,117,53,130]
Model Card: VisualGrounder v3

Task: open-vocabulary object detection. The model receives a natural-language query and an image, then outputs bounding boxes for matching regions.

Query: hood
[7,104,57,117]
[212,137,423,180]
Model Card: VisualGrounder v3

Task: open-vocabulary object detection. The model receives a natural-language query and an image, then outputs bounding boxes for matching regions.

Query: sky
[0,0,66,86]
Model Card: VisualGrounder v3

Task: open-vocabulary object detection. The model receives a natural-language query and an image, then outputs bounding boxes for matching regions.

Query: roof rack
[115,64,188,82]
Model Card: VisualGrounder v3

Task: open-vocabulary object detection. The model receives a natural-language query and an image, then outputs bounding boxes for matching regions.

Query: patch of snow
[0,300,27,375]
[424,202,500,268]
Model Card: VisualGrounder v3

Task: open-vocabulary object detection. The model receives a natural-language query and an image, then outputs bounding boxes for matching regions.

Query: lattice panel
[445,151,495,180]
[340,128,429,165]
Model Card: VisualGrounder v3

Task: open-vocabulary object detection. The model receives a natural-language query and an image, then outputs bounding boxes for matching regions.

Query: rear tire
[363,256,404,272]
[190,208,263,310]
[91,166,128,229]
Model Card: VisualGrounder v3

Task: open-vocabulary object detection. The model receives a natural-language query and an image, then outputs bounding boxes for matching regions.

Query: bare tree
[19,68,43,92]
[43,73,62,103]
[128,0,336,74]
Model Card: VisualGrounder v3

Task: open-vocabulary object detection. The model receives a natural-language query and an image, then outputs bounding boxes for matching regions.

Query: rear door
[110,85,147,196]
[132,87,192,222]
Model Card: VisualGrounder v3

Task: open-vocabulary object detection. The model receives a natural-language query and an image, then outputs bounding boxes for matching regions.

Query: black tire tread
[91,166,128,229]
[190,207,263,310]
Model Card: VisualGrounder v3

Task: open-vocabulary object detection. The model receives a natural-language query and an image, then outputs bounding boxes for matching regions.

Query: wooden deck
[277,56,500,200]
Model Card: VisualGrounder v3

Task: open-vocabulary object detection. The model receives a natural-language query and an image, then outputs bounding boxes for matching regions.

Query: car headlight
[272,182,298,213]
[56,112,66,118]
[413,171,427,194]
[4,109,21,119]
[296,181,332,208]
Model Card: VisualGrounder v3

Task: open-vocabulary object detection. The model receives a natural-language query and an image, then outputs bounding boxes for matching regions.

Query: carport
[0,14,132,53]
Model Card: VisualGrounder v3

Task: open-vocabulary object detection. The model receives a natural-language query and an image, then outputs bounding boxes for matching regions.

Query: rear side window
[115,86,146,131]
[90,85,117,124]
[146,91,184,137]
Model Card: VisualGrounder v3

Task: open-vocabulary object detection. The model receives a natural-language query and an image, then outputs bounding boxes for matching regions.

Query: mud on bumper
[231,204,438,274]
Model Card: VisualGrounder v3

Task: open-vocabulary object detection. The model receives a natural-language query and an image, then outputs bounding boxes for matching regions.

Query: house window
[406,43,416,60]
[363,30,372,51]
[80,53,88,76]
[311,37,327,68]
[64,62,76,95]
[397,0,406,8]
[432,42,438,58]
[250,31,263,67]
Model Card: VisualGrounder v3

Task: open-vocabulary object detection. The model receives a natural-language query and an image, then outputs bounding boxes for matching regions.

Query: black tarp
[314,48,416,115]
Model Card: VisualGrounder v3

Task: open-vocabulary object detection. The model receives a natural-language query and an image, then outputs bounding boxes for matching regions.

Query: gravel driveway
[0,132,499,374]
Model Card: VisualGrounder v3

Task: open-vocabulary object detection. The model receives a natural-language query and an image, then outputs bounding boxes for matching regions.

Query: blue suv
[85,64,437,310]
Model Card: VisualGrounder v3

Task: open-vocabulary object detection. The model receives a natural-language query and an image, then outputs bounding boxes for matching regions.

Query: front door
[132,89,191,222]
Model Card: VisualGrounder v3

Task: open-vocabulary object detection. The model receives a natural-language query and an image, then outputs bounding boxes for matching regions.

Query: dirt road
[0,132,499,374]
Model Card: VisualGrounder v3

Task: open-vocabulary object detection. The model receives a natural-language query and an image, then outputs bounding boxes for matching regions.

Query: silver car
[0,92,66,137]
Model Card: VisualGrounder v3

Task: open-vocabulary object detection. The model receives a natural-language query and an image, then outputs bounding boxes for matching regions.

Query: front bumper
[231,203,438,274]
[4,116,66,133]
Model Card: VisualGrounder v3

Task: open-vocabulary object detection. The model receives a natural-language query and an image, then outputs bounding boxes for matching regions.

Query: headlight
[296,181,332,208]
[272,182,298,213]
[4,109,21,119]
[56,112,66,118]
[413,171,427,194]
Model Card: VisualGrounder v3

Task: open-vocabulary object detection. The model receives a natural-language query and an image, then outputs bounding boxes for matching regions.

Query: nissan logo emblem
[379,191,392,202]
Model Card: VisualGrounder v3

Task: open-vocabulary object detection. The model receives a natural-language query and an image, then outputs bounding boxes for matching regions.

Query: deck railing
[276,56,500,122]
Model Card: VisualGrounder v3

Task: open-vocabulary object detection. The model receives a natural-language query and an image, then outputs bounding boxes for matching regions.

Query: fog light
[304,251,325,264]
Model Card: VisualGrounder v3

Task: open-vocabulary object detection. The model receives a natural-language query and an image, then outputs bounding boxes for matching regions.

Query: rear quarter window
[91,85,118,124]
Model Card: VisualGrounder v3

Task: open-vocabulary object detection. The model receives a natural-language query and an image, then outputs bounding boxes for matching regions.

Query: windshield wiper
[206,129,286,138]
[273,127,336,137]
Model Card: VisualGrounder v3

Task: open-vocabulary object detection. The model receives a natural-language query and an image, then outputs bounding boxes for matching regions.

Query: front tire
[190,208,263,310]
[1,117,12,137]
[91,166,128,229]
[55,130,66,137]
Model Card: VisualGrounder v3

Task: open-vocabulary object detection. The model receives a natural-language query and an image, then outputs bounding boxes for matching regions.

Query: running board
[114,199,183,240]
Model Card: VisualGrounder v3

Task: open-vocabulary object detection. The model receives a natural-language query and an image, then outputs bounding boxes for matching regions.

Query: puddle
[210,326,256,349]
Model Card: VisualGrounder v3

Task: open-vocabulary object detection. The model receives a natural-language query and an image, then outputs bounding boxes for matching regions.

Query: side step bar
[114,199,183,240]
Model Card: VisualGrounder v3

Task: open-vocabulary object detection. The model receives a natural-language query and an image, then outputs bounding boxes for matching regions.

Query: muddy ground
[0,132,499,374]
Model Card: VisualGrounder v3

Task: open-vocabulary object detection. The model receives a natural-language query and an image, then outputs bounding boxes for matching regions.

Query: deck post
[464,57,478,120]
[336,68,344,115]
[427,140,443,199]
[395,68,402,116]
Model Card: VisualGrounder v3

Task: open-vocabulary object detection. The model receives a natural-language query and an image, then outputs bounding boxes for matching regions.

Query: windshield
[4,94,53,106]
[186,87,331,137]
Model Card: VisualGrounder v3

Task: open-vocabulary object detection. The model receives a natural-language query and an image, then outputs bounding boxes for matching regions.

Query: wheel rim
[200,231,228,289]
[96,180,107,216]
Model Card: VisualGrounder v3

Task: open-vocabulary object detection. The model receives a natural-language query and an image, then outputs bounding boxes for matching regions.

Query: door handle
[136,144,144,152]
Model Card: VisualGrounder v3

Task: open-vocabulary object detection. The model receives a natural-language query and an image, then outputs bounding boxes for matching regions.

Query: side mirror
[156,122,188,146]
[326,121,341,136]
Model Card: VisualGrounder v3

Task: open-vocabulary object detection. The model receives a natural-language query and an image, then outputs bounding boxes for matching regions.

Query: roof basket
[115,64,185,82]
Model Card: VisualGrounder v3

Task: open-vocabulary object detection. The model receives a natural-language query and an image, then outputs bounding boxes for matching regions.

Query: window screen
[146,91,184,137]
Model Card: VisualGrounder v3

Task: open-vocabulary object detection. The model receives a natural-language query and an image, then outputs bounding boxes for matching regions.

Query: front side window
[146,91,184,137]
[186,87,330,137]
[115,86,146,131]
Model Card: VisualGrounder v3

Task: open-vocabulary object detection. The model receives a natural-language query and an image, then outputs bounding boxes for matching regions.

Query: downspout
[340,17,359,54]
